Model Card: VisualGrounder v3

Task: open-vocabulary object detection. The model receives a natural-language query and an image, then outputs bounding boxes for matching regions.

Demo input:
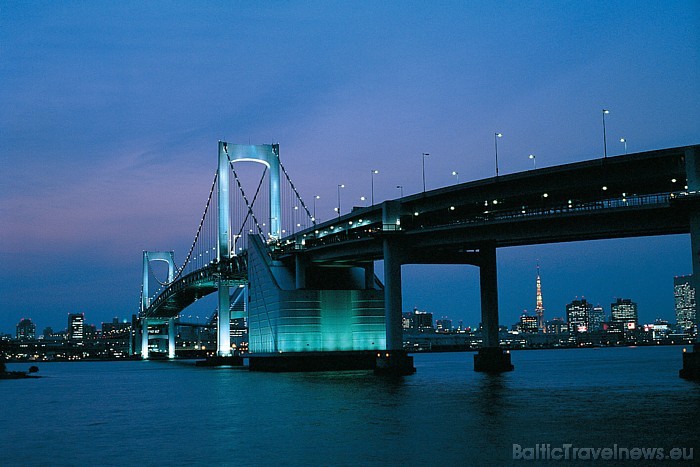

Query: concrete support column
[364,262,375,289]
[680,146,700,378]
[218,282,231,356]
[474,243,514,372]
[141,319,149,360]
[377,238,415,375]
[295,254,307,289]
[382,239,403,351]
[168,318,176,359]
[479,244,499,348]
[685,146,700,339]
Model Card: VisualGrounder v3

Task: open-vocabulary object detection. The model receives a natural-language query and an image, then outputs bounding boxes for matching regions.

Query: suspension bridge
[138,142,700,374]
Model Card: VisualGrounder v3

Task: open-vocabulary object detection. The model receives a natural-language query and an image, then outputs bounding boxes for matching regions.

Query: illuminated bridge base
[246,236,386,371]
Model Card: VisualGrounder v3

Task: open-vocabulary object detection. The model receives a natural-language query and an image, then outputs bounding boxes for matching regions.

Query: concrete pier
[680,344,700,380]
[474,244,514,373]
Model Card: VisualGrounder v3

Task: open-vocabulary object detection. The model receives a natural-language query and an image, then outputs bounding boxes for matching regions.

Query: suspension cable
[147,170,219,287]
[226,155,266,239]
[236,165,267,238]
[278,158,314,225]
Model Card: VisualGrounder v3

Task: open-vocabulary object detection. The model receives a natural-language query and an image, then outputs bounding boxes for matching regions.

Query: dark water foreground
[1,346,697,466]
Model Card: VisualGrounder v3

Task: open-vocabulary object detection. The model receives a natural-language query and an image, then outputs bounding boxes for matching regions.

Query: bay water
[1,346,697,466]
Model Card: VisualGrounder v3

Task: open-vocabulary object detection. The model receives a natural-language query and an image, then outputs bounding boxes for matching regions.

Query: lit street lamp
[452,171,459,184]
[422,153,430,192]
[620,138,627,155]
[602,109,610,158]
[313,195,320,221]
[529,154,536,169]
[337,184,345,218]
[370,169,379,205]
[494,133,502,177]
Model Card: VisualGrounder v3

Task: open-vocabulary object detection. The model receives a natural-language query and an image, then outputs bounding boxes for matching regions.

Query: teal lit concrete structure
[246,235,385,370]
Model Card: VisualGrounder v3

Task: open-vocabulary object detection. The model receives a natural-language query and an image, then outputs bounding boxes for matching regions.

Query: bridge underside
[143,258,247,319]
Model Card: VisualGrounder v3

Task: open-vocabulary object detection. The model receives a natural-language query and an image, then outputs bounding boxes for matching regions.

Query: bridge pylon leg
[141,319,149,360]
[168,318,176,359]
[217,281,231,357]
[474,243,514,373]
[376,239,415,375]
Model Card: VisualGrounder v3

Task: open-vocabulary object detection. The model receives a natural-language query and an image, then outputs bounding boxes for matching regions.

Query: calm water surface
[1,346,698,466]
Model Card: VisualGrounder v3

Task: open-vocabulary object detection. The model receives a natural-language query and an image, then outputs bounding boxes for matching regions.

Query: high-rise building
[566,298,592,333]
[16,318,36,340]
[401,308,433,331]
[611,298,638,330]
[519,313,538,333]
[590,305,606,331]
[68,313,85,344]
[435,318,452,332]
[674,275,696,330]
[535,263,545,332]
[545,317,568,334]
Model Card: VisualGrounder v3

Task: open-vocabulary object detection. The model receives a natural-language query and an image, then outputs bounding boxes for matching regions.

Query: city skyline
[1,2,698,333]
[1,268,687,337]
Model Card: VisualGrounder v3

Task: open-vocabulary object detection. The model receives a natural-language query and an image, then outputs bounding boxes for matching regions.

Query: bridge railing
[272,191,678,254]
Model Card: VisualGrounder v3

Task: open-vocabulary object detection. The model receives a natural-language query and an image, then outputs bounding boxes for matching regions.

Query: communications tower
[535,262,545,332]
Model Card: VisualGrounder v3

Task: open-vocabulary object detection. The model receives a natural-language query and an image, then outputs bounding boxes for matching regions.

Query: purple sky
[1,1,699,334]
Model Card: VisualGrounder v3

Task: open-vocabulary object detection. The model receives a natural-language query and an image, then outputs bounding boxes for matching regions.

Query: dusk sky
[1,1,699,334]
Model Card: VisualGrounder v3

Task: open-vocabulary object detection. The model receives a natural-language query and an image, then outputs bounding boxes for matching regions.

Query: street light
[360,196,367,206]
[452,171,459,184]
[620,138,627,155]
[602,109,610,158]
[396,185,404,198]
[337,184,345,218]
[529,154,536,169]
[313,195,320,220]
[494,133,502,177]
[370,169,379,205]
[422,153,430,192]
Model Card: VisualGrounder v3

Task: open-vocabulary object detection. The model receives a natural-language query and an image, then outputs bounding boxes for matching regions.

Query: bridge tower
[140,251,176,359]
[217,141,282,356]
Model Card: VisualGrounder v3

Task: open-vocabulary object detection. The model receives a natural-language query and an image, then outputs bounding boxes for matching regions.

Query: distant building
[16,318,36,340]
[68,313,85,344]
[518,313,539,333]
[674,275,696,330]
[647,319,671,341]
[436,318,452,332]
[611,298,638,330]
[590,305,606,331]
[102,318,132,356]
[545,317,568,334]
[566,298,592,333]
[230,317,248,351]
[402,308,433,331]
